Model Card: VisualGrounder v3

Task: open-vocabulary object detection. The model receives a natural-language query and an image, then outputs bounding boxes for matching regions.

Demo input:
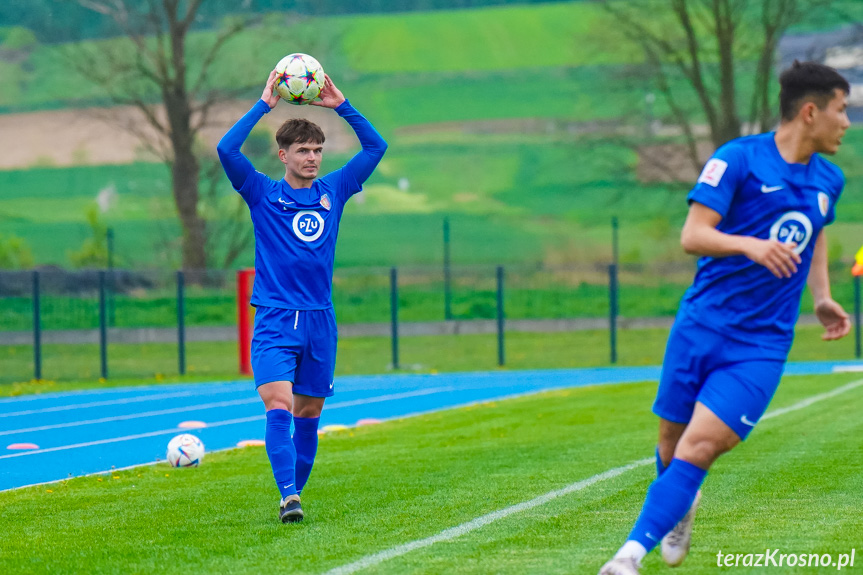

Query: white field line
[322,377,863,575]
[759,378,863,420]
[0,387,455,460]
[831,364,863,373]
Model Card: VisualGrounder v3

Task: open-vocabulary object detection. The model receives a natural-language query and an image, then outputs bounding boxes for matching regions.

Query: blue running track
[1,361,859,492]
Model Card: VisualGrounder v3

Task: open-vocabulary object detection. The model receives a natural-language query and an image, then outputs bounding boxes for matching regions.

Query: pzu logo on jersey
[769,211,812,254]
[292,210,325,242]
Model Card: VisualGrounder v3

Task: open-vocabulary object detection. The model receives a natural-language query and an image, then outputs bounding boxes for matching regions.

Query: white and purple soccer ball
[274,53,325,105]
[166,434,205,468]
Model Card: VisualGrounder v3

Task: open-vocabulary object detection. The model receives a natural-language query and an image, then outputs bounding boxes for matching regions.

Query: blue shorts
[251,306,337,397]
[653,315,787,440]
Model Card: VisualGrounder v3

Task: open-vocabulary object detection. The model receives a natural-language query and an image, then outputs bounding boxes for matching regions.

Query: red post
[237,269,255,375]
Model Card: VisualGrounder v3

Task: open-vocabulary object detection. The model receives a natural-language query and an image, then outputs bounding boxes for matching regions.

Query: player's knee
[293,397,325,418]
[261,391,293,412]
[675,437,732,468]
[295,407,321,418]
[264,399,292,412]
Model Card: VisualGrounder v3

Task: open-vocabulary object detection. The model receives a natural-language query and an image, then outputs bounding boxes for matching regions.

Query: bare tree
[65,0,247,270]
[603,0,833,172]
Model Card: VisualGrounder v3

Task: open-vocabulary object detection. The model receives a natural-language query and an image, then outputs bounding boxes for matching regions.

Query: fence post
[855,275,861,360]
[177,270,186,375]
[496,265,505,366]
[99,270,108,379]
[32,270,41,381]
[107,227,115,327]
[390,267,399,370]
[443,216,452,320]
[608,263,618,364]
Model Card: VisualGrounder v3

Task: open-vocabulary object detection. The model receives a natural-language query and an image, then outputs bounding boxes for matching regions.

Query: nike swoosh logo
[740,415,757,427]
[645,532,658,542]
[329,382,334,389]
[278,198,295,205]
[283,483,294,489]
[761,185,783,193]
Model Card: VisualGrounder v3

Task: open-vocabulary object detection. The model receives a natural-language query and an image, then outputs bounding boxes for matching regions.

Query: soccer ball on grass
[274,53,325,105]
[166,433,205,468]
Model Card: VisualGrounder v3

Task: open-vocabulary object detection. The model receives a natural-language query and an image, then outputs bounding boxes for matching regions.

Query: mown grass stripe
[324,378,863,574]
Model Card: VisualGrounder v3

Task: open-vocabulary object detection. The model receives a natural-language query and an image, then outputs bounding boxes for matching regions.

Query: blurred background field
[2,0,863,387]
[3,1,863,270]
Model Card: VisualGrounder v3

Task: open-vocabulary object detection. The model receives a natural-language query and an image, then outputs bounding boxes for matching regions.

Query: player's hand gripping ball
[166,433,205,468]
[274,53,325,105]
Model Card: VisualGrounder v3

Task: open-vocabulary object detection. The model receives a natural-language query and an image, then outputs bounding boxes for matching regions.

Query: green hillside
[4,0,862,112]
[2,1,862,271]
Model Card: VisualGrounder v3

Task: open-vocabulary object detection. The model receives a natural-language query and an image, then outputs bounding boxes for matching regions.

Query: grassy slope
[1,372,861,573]
[0,3,641,110]
[6,0,862,110]
[5,126,863,269]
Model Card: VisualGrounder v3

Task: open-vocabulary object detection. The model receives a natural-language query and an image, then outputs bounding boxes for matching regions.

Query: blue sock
[656,446,667,477]
[292,416,320,494]
[265,409,297,499]
[627,458,707,553]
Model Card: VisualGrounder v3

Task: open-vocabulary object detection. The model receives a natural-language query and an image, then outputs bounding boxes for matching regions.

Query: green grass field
[3,371,862,574]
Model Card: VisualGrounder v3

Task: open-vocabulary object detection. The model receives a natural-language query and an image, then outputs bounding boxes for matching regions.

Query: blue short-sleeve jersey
[217,99,387,310]
[681,132,844,354]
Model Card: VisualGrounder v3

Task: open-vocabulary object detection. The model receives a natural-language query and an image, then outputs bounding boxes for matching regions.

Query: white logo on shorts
[740,415,757,427]
[292,210,325,242]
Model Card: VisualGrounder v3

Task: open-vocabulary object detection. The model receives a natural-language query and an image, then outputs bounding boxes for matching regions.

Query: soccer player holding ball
[600,61,851,574]
[217,66,387,523]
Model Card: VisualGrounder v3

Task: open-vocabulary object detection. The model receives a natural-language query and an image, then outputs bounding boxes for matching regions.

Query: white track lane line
[0,397,259,436]
[0,387,454,437]
[322,378,863,575]
[0,381,248,404]
[0,388,244,418]
[0,387,455,460]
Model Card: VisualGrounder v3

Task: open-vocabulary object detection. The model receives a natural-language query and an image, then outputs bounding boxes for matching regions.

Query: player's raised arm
[216,70,280,194]
[312,74,387,186]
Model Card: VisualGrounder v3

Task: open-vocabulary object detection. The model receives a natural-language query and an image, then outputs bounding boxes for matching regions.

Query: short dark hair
[275,119,325,149]
[779,60,850,121]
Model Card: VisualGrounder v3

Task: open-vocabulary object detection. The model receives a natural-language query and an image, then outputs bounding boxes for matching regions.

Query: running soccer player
[217,69,387,523]
[599,61,851,574]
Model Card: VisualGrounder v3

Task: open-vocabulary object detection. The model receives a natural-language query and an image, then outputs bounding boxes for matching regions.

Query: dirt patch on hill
[636,141,715,183]
[0,102,358,170]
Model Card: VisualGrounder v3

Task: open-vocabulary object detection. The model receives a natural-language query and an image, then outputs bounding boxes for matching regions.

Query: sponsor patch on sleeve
[696,158,728,187]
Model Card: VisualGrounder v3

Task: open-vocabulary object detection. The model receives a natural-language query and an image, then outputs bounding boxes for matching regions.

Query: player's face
[282,141,323,182]
[812,89,850,155]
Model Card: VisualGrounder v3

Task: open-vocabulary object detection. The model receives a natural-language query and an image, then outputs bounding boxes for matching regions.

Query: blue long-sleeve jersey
[217,99,387,310]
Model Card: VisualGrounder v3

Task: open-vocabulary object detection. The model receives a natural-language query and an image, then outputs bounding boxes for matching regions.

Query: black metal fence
[1,263,860,384]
